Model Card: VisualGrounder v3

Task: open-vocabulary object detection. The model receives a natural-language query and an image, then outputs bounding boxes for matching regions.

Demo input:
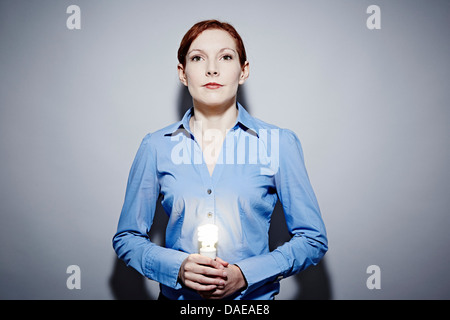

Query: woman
[113,19,327,300]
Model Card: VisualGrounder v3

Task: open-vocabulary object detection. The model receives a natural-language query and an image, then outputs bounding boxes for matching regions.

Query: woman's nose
[206,62,219,76]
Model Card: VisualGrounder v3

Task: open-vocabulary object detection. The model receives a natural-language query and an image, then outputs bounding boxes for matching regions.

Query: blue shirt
[113,103,327,300]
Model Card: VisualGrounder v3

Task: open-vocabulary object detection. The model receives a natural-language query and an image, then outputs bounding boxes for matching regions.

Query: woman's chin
[193,97,236,110]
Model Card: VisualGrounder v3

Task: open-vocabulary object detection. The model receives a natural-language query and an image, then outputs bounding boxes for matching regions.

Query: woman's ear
[239,61,250,85]
[178,63,188,86]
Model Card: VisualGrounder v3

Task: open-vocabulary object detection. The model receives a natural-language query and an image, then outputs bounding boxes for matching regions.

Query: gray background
[1,0,449,299]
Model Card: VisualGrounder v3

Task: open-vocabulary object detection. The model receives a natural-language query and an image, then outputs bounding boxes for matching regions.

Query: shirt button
[207,212,213,218]
[207,189,212,195]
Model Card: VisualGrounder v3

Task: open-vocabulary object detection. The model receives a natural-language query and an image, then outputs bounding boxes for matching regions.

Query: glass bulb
[197,224,218,259]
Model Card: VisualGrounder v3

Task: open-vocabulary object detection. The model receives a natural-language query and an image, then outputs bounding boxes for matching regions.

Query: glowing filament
[197,224,218,259]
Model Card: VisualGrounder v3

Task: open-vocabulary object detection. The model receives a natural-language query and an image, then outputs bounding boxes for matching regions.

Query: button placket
[205,186,215,221]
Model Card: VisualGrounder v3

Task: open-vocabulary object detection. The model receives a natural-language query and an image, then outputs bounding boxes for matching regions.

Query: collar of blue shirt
[163,102,259,139]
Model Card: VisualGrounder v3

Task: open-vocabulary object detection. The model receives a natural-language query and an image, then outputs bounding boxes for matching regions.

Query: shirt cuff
[236,250,288,296]
[144,246,189,289]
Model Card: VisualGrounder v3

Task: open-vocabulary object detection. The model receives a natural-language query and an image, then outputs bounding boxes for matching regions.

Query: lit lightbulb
[197,224,218,259]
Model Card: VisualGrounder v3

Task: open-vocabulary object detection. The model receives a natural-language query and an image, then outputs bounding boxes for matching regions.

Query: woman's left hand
[198,259,247,299]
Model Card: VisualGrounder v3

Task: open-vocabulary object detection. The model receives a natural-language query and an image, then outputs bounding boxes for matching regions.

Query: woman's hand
[178,254,228,292]
[198,262,247,300]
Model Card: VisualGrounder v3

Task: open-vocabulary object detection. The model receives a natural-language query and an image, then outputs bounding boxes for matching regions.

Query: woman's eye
[191,56,202,62]
[222,55,233,61]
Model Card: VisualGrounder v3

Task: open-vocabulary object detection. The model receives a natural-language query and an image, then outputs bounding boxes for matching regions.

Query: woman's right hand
[178,254,228,292]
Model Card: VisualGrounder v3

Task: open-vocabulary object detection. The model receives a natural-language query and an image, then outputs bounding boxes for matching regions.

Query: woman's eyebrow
[220,47,237,52]
[187,47,237,55]
[187,48,204,55]
[219,47,237,54]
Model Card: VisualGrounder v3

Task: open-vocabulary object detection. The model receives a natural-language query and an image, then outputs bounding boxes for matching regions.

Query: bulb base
[200,247,216,259]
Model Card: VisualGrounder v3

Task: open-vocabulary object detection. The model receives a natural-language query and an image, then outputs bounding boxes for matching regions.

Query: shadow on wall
[109,85,332,300]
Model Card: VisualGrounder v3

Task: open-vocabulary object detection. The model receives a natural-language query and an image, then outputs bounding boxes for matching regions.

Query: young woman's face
[178,29,249,109]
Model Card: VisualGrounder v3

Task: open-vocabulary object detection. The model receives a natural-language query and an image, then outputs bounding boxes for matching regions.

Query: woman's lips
[203,82,223,89]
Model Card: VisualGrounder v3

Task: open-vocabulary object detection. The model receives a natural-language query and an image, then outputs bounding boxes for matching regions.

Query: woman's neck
[190,99,238,136]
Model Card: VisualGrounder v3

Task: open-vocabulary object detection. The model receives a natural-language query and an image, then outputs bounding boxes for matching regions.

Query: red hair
[177,20,247,67]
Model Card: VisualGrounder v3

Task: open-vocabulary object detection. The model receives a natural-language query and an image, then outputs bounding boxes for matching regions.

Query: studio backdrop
[0,0,449,299]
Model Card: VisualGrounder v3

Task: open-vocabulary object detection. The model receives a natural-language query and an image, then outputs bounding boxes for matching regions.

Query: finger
[189,254,222,268]
[203,258,225,270]
[199,265,227,278]
[214,257,229,268]
[184,261,227,278]
[190,254,228,271]
[185,279,217,292]
[184,271,225,286]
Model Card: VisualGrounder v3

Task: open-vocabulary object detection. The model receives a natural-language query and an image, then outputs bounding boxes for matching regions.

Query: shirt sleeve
[112,133,189,289]
[236,128,328,296]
